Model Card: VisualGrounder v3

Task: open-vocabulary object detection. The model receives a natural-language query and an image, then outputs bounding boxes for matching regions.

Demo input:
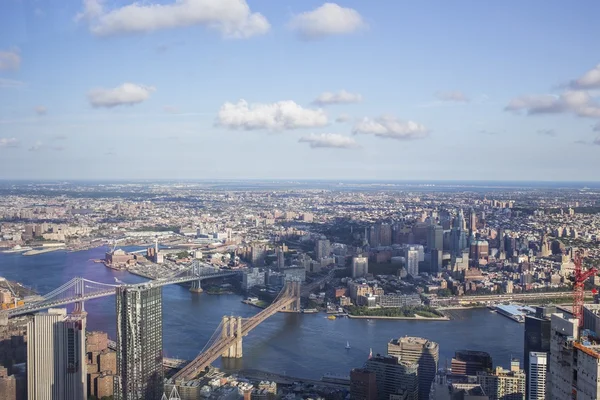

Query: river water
[0,247,524,379]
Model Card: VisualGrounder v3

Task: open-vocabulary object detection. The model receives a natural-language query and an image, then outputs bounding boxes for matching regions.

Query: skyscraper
[477,361,525,400]
[379,223,392,247]
[276,246,285,269]
[528,352,547,400]
[523,306,554,398]
[364,355,419,400]
[548,313,578,400]
[450,350,493,376]
[27,308,87,400]
[427,224,443,252]
[405,247,419,277]
[315,239,330,260]
[352,256,369,278]
[350,368,377,400]
[115,284,164,400]
[387,336,439,400]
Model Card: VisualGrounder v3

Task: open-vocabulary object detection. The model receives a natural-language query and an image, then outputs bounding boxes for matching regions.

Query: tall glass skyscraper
[114,284,164,400]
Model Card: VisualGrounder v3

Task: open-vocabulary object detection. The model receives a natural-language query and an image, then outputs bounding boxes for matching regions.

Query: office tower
[251,244,267,267]
[477,360,525,400]
[469,240,489,262]
[364,355,419,400]
[27,308,86,400]
[350,368,377,400]
[276,246,285,269]
[497,227,504,251]
[315,239,330,260]
[115,285,164,400]
[528,352,547,400]
[379,223,392,247]
[430,249,442,274]
[548,313,578,400]
[387,337,439,400]
[369,225,379,247]
[523,306,554,397]
[450,350,493,376]
[427,224,443,252]
[352,256,369,278]
[469,208,477,232]
[405,247,419,277]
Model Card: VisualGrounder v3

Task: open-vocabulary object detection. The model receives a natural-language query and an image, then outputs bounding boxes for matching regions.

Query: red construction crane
[572,253,598,327]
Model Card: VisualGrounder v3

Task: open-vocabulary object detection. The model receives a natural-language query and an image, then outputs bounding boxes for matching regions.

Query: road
[452,291,583,305]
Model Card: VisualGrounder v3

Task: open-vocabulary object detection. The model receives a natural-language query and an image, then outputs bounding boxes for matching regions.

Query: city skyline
[1,1,600,180]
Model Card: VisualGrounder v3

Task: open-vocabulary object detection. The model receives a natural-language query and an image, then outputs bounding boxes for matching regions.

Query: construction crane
[571,253,598,327]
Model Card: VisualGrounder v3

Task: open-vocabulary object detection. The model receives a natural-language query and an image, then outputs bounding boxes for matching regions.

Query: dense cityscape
[0,180,599,399]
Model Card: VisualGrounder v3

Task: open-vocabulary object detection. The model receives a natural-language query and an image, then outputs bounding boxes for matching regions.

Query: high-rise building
[548,312,578,400]
[528,352,547,400]
[350,368,377,400]
[27,308,87,400]
[469,240,489,262]
[387,336,439,400]
[251,244,267,267]
[115,285,164,400]
[450,350,493,377]
[369,225,379,247]
[379,223,392,247]
[430,249,443,274]
[352,256,369,278]
[364,355,419,400]
[477,361,525,400]
[469,209,477,233]
[275,246,285,269]
[315,239,330,260]
[427,224,443,252]
[405,247,419,277]
[523,306,554,398]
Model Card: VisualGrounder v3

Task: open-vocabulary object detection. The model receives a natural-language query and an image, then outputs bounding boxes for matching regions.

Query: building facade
[548,313,578,400]
[527,352,547,400]
[352,256,369,278]
[27,308,86,400]
[476,361,525,400]
[350,368,377,400]
[364,355,419,400]
[387,336,439,400]
[114,285,164,400]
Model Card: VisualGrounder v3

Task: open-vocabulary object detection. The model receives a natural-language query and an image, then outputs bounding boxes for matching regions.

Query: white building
[406,247,419,277]
[528,352,547,400]
[27,308,87,400]
[242,268,265,290]
[352,256,368,278]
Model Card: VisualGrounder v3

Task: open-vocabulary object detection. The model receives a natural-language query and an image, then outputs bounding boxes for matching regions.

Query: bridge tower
[189,262,203,293]
[221,316,243,358]
[73,277,86,314]
[282,280,301,312]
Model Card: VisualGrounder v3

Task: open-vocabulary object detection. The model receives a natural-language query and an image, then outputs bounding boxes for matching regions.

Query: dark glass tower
[114,284,164,400]
[524,306,554,398]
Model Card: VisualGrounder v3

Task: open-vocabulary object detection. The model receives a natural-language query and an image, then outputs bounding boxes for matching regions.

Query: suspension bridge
[171,280,301,382]
[6,261,240,318]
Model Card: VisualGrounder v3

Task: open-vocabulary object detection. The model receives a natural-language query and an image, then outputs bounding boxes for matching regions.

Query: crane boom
[573,253,598,327]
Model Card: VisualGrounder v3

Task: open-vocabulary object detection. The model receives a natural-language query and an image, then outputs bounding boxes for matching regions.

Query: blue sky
[1,0,600,180]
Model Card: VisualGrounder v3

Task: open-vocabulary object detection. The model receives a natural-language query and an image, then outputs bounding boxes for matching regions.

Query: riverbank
[347,314,450,321]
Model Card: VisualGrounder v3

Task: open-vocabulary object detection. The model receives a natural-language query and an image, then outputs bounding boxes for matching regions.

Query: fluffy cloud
[313,90,362,106]
[436,90,469,102]
[217,99,328,131]
[570,64,600,90]
[505,91,600,118]
[35,106,47,115]
[335,113,352,123]
[0,49,21,71]
[288,3,366,40]
[77,0,270,39]
[299,133,359,149]
[87,83,155,108]
[29,141,44,152]
[0,138,19,148]
[537,129,556,136]
[352,115,428,140]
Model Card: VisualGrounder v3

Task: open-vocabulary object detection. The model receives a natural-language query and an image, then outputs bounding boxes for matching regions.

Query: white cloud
[505,91,600,118]
[288,3,366,40]
[217,99,328,131]
[35,106,47,115]
[0,78,25,89]
[313,90,362,106]
[436,90,469,102]
[570,64,600,90]
[352,115,429,140]
[299,133,359,149]
[29,141,44,152]
[594,122,600,132]
[78,0,270,39]
[0,138,19,148]
[0,49,21,71]
[87,83,155,108]
[594,137,600,146]
[335,113,352,123]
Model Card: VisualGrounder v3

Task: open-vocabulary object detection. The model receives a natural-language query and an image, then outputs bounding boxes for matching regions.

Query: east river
[0,247,524,379]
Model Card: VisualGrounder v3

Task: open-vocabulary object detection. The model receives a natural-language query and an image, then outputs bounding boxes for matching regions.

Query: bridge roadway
[172,292,298,382]
[7,271,238,318]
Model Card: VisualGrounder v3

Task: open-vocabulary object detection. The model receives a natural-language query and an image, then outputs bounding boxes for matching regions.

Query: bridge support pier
[190,280,203,293]
[281,280,301,312]
[221,316,243,358]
